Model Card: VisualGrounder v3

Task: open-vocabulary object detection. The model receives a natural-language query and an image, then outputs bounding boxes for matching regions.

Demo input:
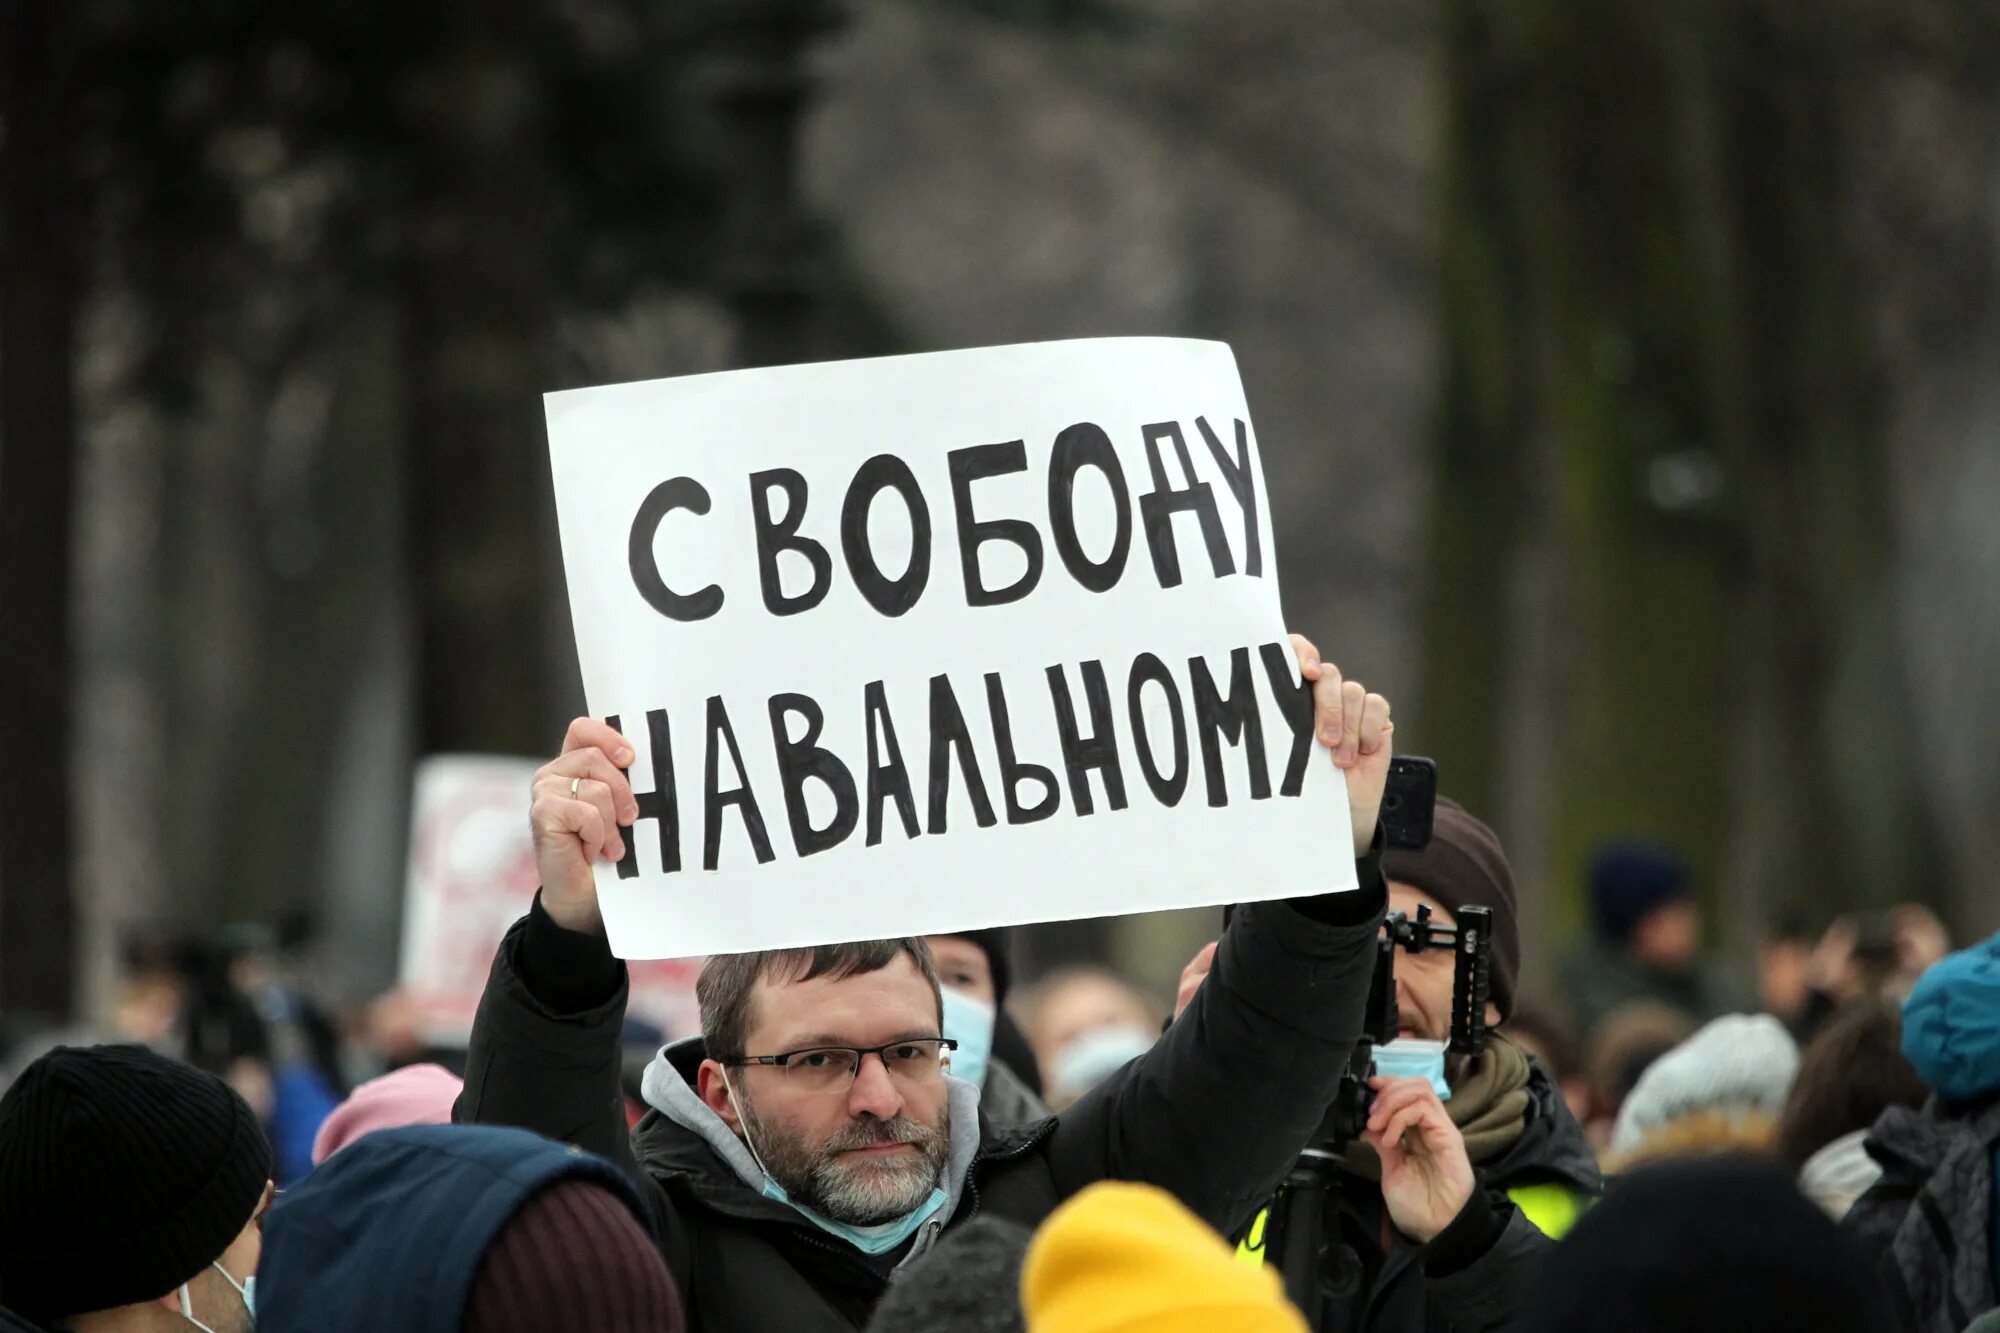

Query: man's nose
[846,1052,905,1119]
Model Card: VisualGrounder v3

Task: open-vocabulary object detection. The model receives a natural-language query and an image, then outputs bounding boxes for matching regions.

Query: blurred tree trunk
[0,0,83,1022]
[1424,0,1929,990]
[401,27,562,757]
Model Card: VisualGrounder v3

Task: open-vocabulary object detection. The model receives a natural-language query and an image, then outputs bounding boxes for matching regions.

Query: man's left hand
[1293,633,1393,858]
[1364,1074,1475,1243]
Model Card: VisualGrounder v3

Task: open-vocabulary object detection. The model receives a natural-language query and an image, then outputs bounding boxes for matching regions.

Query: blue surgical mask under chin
[939,986,995,1090]
[758,1176,948,1255]
[1371,1037,1453,1102]
[721,1067,949,1256]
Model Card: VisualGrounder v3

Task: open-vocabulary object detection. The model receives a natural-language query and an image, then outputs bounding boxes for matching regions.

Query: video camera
[1316,901,1497,1148]
[1253,757,1498,1318]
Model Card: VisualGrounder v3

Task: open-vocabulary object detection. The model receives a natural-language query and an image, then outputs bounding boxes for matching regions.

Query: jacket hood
[1484,1055,1604,1194]
[255,1123,652,1332]
[1901,929,2000,1104]
[638,1035,986,1259]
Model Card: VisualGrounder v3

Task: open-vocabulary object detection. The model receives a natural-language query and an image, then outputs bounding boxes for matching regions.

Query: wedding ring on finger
[569,776,582,799]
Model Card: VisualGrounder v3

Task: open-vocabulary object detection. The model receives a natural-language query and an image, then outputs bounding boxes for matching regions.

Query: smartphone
[1380,756,1438,851]
[1221,755,1439,931]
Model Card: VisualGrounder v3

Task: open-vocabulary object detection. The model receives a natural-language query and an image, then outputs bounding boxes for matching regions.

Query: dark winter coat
[1845,1092,2000,1332]
[1240,1055,1600,1332]
[457,868,1387,1332]
[255,1122,660,1332]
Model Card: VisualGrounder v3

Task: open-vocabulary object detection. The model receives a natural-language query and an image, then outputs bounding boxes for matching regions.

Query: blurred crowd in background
[0,832,1964,1190]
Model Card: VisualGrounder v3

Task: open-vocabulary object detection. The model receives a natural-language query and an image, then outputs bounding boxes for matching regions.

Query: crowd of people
[2,646,1997,1331]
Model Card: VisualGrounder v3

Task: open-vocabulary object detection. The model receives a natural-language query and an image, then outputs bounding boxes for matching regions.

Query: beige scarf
[1340,1034,1534,1181]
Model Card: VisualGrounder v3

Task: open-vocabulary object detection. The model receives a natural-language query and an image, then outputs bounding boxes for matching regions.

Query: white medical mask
[1048,1024,1155,1101]
[1371,1037,1453,1102]
[939,987,995,1090]
[720,1068,948,1256]
[178,1259,254,1332]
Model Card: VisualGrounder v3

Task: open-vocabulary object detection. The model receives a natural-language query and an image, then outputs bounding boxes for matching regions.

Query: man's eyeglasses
[724,1038,958,1094]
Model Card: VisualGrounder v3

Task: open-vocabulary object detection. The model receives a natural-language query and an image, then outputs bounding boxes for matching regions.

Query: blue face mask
[758,1177,948,1255]
[721,1068,950,1256]
[940,987,995,1090]
[1048,1025,1155,1102]
[1371,1037,1452,1102]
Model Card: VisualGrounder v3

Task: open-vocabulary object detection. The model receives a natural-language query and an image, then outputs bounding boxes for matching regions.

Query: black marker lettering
[842,454,932,617]
[1139,422,1236,588]
[1127,652,1190,807]
[1046,422,1133,593]
[703,696,775,869]
[986,672,1060,824]
[864,680,921,846]
[1047,660,1127,815]
[750,469,832,616]
[1189,647,1270,807]
[769,693,859,857]
[628,478,723,621]
[949,441,1044,607]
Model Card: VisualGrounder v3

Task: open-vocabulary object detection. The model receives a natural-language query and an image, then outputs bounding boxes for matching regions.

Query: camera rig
[1265,902,1495,1320]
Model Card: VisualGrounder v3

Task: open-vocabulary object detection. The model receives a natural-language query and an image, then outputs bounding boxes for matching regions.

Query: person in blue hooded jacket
[1844,928,2000,1333]
[256,1123,684,1333]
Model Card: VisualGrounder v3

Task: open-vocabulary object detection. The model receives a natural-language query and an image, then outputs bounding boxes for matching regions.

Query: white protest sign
[546,337,1355,959]
[400,754,703,1043]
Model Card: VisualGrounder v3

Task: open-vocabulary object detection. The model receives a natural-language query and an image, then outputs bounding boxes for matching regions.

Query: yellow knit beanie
[1021,1182,1307,1333]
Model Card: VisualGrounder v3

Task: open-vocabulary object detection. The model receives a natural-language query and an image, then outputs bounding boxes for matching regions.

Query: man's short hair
[697,940,944,1060]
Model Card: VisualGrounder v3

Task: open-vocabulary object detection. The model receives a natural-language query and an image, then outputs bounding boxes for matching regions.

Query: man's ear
[698,1058,743,1133]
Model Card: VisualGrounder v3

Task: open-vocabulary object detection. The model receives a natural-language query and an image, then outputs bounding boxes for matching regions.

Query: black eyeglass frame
[721,1037,959,1079]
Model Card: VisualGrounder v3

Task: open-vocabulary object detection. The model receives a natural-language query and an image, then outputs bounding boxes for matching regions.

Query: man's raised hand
[1291,633,1393,858]
[1364,1074,1475,1244]
[529,718,640,936]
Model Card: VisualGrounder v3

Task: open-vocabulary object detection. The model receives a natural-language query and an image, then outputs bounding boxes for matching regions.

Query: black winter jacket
[1240,1052,1598,1332]
[458,862,1388,1331]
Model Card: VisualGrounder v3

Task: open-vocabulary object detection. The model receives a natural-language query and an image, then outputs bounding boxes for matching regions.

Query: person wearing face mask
[0,1045,272,1333]
[923,929,1050,1127]
[1022,968,1163,1111]
[457,639,1399,1331]
[1178,796,1602,1333]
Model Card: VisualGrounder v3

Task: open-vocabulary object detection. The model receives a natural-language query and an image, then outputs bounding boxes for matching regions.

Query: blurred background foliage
[2,0,1996,1024]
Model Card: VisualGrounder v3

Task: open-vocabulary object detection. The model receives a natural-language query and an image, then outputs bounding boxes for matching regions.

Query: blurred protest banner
[399,754,701,1043]
[546,337,1355,959]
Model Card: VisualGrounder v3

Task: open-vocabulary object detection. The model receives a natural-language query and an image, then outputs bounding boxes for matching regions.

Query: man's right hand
[530,717,640,936]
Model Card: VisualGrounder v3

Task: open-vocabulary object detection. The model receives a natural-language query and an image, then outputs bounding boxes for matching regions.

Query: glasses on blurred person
[725,1038,958,1093]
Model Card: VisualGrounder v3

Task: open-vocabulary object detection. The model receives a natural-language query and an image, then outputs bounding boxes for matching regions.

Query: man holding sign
[454,340,1495,1327]
[460,657,1412,1330]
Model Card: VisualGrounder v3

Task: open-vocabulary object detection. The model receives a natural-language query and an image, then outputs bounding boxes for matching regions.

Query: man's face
[1387,882,1459,1042]
[168,1181,270,1333]
[717,954,952,1225]
[924,936,996,1006]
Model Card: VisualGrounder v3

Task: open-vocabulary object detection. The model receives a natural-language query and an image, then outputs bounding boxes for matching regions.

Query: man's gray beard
[741,1098,951,1225]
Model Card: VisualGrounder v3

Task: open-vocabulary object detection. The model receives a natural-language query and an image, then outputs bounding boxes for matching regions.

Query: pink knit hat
[311,1063,464,1165]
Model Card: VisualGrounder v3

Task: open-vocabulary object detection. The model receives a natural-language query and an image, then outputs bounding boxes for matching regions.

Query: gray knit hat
[1610,1013,1799,1156]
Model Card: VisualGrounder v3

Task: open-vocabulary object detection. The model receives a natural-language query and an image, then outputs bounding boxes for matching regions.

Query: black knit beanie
[0,1044,271,1323]
[1525,1157,1893,1331]
[1381,796,1521,1021]
[940,928,1014,1008]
